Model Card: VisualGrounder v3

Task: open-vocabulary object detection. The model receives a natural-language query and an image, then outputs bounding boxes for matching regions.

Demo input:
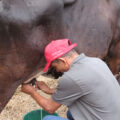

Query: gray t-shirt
[52,53,120,120]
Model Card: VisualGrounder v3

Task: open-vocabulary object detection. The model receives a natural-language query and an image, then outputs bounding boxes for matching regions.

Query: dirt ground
[0,75,68,120]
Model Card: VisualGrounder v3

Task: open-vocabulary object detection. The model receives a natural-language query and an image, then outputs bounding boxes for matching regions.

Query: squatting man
[21,39,120,120]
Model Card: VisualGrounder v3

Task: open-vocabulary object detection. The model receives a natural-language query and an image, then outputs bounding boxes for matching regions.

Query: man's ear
[58,57,67,64]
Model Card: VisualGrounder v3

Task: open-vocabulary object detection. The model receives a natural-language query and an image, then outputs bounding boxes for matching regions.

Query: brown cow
[0,0,120,113]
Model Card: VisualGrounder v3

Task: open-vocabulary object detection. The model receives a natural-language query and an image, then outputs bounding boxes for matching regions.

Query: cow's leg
[105,14,120,75]
[106,40,120,74]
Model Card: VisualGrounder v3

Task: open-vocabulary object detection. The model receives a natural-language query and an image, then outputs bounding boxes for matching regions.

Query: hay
[0,75,67,120]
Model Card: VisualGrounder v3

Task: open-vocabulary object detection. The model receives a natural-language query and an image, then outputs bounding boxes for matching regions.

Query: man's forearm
[31,91,53,113]
[30,90,59,113]
[37,82,56,95]
[46,88,56,94]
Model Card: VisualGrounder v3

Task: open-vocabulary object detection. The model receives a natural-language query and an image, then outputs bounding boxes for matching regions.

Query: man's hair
[53,49,77,63]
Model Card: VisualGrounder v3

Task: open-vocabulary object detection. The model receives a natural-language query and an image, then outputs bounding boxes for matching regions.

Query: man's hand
[35,81,56,94]
[21,82,61,114]
[21,84,36,95]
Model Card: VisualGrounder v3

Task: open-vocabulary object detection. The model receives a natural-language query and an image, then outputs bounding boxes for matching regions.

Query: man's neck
[68,54,79,65]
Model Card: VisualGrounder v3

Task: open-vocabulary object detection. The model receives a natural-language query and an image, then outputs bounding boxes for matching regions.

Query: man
[21,39,120,120]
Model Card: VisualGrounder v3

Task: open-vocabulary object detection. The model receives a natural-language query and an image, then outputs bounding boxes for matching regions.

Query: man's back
[53,54,120,120]
[68,54,120,120]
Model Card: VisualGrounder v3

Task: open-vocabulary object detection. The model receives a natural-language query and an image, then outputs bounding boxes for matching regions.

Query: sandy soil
[0,75,68,120]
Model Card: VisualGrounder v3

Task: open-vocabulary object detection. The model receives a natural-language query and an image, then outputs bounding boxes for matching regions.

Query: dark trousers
[67,111,74,120]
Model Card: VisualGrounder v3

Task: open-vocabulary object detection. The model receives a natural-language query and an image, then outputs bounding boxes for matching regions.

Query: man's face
[51,59,69,73]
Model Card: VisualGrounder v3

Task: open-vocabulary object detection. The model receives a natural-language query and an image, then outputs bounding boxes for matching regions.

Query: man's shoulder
[59,72,74,85]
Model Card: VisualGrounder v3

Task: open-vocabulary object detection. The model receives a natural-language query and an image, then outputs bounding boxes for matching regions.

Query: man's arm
[31,90,61,113]
[35,81,56,95]
[21,84,61,114]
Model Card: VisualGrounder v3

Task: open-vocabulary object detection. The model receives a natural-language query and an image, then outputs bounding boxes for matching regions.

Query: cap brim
[43,61,51,72]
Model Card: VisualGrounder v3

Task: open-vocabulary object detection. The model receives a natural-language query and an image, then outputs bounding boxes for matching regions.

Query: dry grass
[0,75,68,120]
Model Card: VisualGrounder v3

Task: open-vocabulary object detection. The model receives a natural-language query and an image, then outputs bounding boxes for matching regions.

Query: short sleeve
[52,74,83,106]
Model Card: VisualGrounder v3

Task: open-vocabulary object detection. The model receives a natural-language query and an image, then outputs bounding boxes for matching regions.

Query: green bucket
[23,109,59,120]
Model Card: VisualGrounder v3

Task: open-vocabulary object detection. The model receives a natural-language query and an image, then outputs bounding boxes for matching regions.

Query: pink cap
[43,39,77,72]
